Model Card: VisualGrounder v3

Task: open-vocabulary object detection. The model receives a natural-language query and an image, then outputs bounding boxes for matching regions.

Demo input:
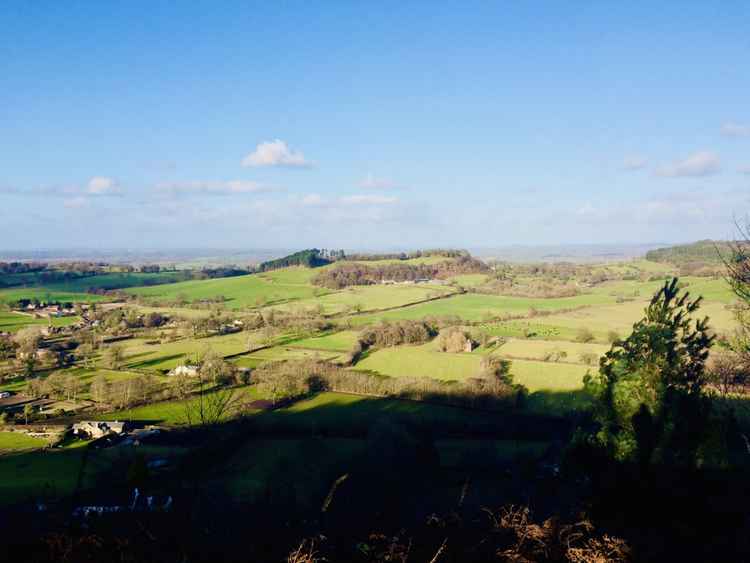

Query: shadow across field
[242,391,581,442]
[524,388,593,416]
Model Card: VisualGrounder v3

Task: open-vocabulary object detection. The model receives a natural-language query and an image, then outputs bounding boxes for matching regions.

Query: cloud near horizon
[340,194,399,205]
[156,180,274,195]
[299,193,399,206]
[654,151,720,178]
[359,174,400,190]
[622,155,648,171]
[87,176,119,195]
[721,122,750,138]
[241,140,312,168]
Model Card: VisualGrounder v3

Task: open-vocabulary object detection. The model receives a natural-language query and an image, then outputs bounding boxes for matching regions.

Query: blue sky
[1,2,749,249]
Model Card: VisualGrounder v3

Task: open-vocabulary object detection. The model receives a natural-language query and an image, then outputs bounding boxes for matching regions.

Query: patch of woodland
[312,256,488,289]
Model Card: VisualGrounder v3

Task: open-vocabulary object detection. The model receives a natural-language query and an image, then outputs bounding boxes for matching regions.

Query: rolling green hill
[645,240,732,265]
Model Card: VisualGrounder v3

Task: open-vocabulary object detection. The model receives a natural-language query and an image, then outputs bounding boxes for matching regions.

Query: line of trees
[252,358,524,411]
[343,249,468,261]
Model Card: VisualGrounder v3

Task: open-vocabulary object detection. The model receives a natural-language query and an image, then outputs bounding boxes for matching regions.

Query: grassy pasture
[354,343,482,381]
[115,332,251,371]
[287,284,455,315]
[354,341,590,392]
[254,391,503,429]
[495,338,610,364]
[127,272,326,309]
[288,330,360,352]
[219,435,551,504]
[98,385,266,425]
[44,272,188,292]
[0,311,79,333]
[0,287,106,305]
[257,266,318,285]
[681,277,736,303]
[522,298,737,342]
[234,346,344,367]
[508,359,590,392]
[133,305,214,320]
[219,437,364,503]
[0,431,49,452]
[0,443,89,503]
[483,319,582,342]
[350,292,615,325]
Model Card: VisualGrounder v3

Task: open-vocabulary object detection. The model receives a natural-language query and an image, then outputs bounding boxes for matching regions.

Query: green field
[288,330,360,352]
[98,385,266,425]
[257,266,318,285]
[507,359,590,392]
[219,434,549,504]
[287,284,455,315]
[127,273,327,309]
[0,431,49,452]
[254,391,494,428]
[0,311,79,333]
[495,338,610,364]
[0,287,106,305]
[0,443,88,503]
[133,305,214,319]
[114,332,252,371]
[354,342,481,381]
[44,271,188,292]
[354,340,590,392]
[351,291,624,325]
[517,298,736,342]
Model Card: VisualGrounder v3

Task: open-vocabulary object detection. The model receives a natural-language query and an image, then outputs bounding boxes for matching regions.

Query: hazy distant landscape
[0,242,669,268]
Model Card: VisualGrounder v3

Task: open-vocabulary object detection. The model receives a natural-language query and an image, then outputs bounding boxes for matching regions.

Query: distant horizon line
[0,240,720,254]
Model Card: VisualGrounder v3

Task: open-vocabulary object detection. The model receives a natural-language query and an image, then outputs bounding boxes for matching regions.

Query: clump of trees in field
[258,249,332,272]
[312,256,487,289]
[343,319,445,364]
[87,308,169,335]
[435,326,476,353]
[359,320,438,348]
[344,249,469,261]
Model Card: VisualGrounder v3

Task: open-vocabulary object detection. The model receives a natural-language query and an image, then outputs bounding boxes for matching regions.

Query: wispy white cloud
[739,165,750,175]
[1,177,121,200]
[241,139,312,168]
[87,176,119,195]
[340,194,399,205]
[359,173,400,190]
[622,155,648,171]
[564,187,747,232]
[156,180,274,195]
[654,151,720,178]
[721,122,750,138]
[63,197,89,209]
[300,194,324,206]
